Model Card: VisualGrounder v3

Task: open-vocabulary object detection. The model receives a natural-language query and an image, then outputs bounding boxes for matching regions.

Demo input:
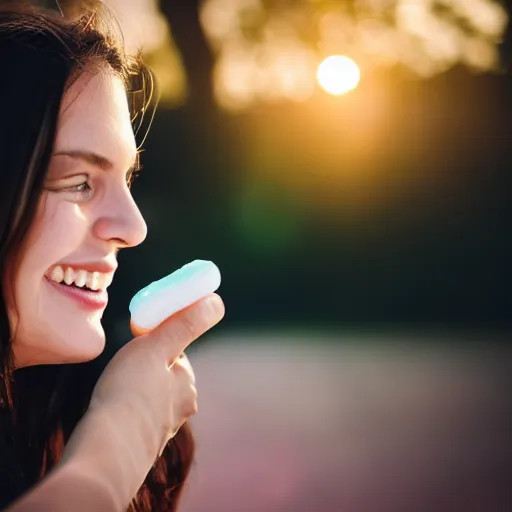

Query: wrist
[61,403,159,507]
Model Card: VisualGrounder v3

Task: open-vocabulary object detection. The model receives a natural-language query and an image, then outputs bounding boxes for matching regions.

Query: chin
[61,331,107,364]
[61,345,105,364]
[13,325,107,368]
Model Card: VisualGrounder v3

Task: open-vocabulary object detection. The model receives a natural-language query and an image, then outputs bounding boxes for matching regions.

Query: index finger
[132,293,224,361]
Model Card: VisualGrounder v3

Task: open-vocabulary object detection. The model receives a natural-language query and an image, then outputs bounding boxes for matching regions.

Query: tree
[35,0,511,110]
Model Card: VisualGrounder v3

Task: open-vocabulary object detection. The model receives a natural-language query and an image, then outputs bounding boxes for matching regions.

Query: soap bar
[129,260,221,331]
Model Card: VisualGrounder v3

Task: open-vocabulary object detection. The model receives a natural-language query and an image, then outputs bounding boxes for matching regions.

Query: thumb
[130,320,151,338]
[130,293,224,360]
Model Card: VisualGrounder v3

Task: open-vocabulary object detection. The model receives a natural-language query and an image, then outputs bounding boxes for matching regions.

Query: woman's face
[9,69,147,367]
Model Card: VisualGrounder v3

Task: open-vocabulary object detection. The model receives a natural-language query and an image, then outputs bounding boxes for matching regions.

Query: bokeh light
[317,55,361,95]
[199,0,508,110]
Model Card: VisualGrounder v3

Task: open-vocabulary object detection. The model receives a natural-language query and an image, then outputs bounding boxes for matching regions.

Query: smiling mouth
[45,265,114,292]
[45,276,108,309]
[45,276,102,294]
[58,281,99,293]
[47,277,102,294]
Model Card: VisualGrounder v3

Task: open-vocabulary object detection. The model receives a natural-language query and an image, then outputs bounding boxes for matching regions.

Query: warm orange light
[317,55,360,95]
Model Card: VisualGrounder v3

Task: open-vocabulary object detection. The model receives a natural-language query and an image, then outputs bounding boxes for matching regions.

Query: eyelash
[67,182,92,194]
[64,164,143,195]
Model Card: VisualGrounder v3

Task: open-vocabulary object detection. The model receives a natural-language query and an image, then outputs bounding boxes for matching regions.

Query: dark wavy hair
[0,2,194,510]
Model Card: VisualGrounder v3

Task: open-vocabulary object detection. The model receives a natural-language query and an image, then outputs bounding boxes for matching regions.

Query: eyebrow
[53,150,141,172]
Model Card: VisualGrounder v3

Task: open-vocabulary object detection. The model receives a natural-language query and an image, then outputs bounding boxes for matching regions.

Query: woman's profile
[0,1,224,510]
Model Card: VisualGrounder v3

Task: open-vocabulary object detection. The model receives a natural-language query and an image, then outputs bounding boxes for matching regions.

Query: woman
[0,2,224,510]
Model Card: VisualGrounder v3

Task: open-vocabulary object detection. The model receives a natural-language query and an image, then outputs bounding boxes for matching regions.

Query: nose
[92,185,148,249]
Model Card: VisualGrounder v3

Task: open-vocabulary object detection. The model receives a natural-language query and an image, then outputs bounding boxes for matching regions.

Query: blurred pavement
[181,333,512,512]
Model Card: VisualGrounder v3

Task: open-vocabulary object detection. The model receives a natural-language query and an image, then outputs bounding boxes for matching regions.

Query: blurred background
[95,0,512,336]
[64,0,512,510]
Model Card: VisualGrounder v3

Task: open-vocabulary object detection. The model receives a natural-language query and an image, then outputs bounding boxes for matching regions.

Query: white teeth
[47,265,112,291]
[102,273,114,289]
[50,266,64,283]
[64,267,75,286]
[86,272,100,291]
[100,273,114,289]
[74,269,88,288]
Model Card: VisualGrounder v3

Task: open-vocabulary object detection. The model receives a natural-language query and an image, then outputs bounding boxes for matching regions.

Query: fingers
[168,355,198,438]
[173,376,198,418]
[169,352,195,383]
[143,293,224,363]
[130,320,151,338]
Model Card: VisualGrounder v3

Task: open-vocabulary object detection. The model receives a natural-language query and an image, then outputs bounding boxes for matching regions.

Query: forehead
[55,69,137,164]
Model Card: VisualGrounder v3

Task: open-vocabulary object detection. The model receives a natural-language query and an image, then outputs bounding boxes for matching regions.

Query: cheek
[12,197,90,303]
[27,197,89,257]
[7,196,104,366]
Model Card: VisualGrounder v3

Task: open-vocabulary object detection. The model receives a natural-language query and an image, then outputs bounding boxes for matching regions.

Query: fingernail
[203,295,223,320]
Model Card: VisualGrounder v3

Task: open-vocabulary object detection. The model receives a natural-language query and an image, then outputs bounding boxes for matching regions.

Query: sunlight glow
[317,56,360,96]
[198,0,508,110]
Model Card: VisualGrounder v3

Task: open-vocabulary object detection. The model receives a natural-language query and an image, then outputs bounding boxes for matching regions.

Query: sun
[317,55,361,96]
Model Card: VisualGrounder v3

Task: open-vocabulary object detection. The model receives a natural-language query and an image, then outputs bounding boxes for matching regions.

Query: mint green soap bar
[129,260,221,329]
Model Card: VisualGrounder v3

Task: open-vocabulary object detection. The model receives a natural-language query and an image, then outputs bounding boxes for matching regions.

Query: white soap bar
[129,260,221,331]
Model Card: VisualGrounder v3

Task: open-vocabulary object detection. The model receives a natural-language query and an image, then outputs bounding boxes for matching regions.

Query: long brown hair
[0,2,194,510]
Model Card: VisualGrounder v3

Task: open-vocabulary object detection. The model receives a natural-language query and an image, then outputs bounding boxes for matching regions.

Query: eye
[43,175,93,200]
[67,182,92,194]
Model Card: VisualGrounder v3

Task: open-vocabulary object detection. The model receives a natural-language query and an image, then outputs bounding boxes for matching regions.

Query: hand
[88,293,224,460]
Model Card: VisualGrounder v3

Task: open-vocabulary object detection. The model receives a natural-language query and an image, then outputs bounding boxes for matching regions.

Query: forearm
[8,404,158,512]
[6,462,123,512]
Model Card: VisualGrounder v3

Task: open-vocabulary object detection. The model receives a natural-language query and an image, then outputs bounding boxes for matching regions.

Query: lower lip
[45,276,108,310]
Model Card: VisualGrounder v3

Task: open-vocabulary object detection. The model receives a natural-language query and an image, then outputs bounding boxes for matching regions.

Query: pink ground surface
[179,334,511,512]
